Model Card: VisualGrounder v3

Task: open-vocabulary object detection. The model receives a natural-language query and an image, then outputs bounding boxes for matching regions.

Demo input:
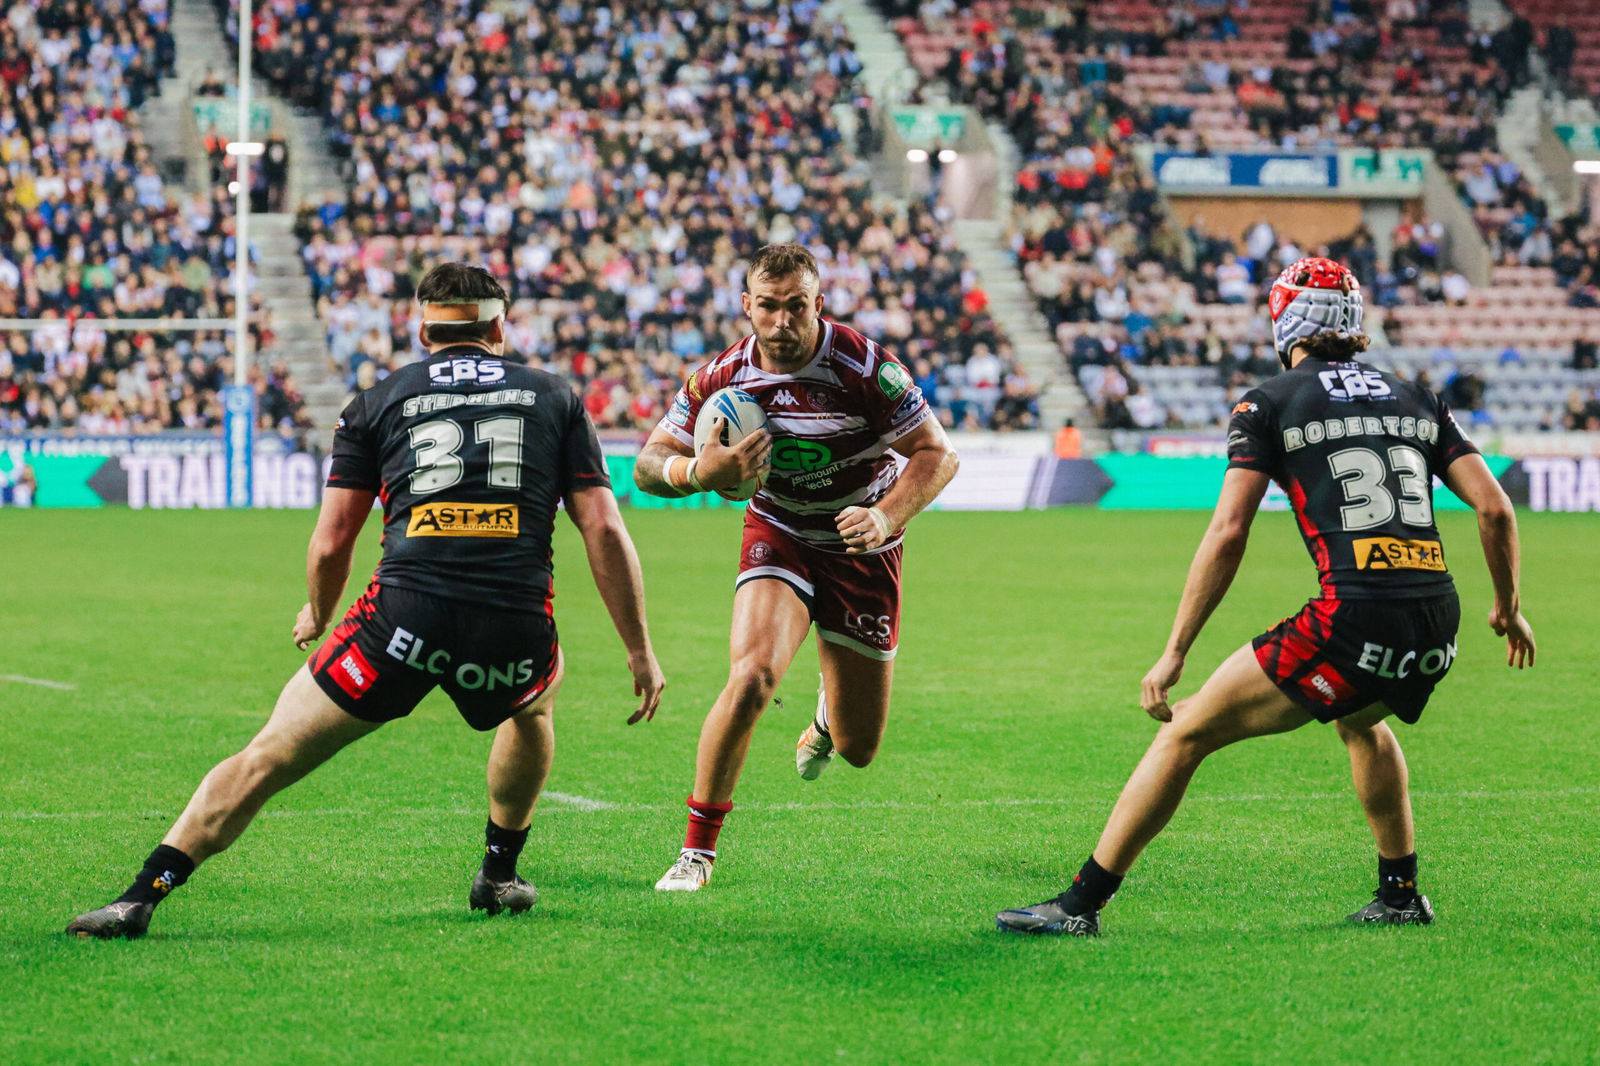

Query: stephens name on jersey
[1227,358,1480,598]
[655,320,932,553]
[326,344,610,605]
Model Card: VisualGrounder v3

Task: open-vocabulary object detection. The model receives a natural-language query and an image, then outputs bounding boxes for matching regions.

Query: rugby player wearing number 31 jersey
[998,258,1536,936]
[634,243,960,891]
[68,264,665,938]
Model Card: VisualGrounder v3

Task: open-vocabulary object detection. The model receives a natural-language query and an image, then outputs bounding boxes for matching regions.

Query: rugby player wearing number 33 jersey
[634,243,960,892]
[68,264,665,938]
[998,258,1537,936]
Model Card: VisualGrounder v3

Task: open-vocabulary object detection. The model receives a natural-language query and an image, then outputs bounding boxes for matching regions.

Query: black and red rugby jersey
[326,344,609,605]
[1226,358,1479,599]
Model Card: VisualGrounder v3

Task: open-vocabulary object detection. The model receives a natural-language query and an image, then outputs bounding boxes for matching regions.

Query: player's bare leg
[1093,643,1311,874]
[797,639,894,779]
[68,666,382,938]
[473,651,565,916]
[998,643,1311,936]
[656,579,810,891]
[1337,704,1433,924]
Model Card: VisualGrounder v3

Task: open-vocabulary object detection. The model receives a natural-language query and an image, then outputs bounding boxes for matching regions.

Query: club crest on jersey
[748,542,772,564]
[876,361,911,401]
[406,501,520,538]
[430,358,506,387]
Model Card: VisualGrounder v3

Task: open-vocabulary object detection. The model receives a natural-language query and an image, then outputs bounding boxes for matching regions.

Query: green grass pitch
[1,507,1595,1064]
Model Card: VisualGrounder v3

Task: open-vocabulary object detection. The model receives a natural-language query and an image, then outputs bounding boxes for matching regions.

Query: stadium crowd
[0,0,304,437]
[883,0,1600,430]
[233,0,1037,433]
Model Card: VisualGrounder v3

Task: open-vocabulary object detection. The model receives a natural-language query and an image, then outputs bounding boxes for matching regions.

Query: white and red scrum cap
[1267,256,1363,356]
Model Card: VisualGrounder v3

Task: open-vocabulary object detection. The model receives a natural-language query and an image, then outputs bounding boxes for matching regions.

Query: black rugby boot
[995,896,1100,936]
[469,870,538,915]
[66,901,155,940]
[1346,892,1435,925]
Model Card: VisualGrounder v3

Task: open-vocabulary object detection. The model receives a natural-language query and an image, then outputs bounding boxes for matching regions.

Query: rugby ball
[693,387,769,501]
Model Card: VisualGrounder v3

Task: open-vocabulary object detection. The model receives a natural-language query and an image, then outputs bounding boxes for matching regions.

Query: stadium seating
[884,0,1600,433]
[235,0,1031,432]
[0,0,303,437]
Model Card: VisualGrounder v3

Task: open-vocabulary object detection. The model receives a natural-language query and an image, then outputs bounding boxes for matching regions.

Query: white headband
[421,298,505,324]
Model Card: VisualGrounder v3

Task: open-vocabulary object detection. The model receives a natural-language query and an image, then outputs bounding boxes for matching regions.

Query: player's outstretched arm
[634,422,771,498]
[295,486,377,649]
[1141,468,1270,720]
[1442,454,1535,668]
[836,420,959,554]
[565,485,666,723]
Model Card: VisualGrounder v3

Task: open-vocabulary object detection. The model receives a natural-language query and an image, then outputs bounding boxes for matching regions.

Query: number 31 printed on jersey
[407,416,525,493]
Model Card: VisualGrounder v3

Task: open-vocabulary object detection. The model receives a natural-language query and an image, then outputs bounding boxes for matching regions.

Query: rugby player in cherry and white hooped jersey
[997,257,1537,937]
[66,264,666,939]
[635,243,959,892]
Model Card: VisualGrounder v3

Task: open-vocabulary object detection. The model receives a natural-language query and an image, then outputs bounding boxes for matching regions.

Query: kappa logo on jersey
[1353,536,1447,572]
[430,358,507,387]
[1317,367,1391,401]
[773,389,799,406]
[406,501,520,538]
[876,361,912,401]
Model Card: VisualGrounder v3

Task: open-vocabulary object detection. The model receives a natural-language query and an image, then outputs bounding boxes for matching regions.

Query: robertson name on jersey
[1226,358,1480,599]
[326,345,610,605]
[656,320,932,552]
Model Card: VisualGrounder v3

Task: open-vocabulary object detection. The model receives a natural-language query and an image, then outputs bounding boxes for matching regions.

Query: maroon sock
[683,796,733,857]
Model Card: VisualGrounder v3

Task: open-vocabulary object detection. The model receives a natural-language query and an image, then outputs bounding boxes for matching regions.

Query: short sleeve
[869,352,932,443]
[1431,393,1481,475]
[325,391,381,492]
[562,387,612,494]
[653,365,707,448]
[1225,391,1277,475]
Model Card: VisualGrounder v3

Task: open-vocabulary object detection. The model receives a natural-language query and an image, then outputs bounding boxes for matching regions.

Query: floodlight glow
[227,181,241,194]
[1574,160,1600,175]
[938,149,958,163]
[906,149,929,163]
[226,141,266,156]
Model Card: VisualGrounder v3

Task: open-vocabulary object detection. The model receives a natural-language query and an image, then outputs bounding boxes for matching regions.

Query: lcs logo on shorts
[430,358,506,387]
[407,502,520,538]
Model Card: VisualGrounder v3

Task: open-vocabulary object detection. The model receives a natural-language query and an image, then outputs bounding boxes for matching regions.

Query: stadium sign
[1554,125,1600,153]
[1145,149,1426,197]
[890,108,965,147]
[1502,457,1600,513]
[11,436,321,509]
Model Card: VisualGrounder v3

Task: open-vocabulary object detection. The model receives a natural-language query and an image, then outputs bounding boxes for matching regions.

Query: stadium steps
[252,213,342,431]
[1497,86,1564,212]
[830,0,921,105]
[952,219,1088,430]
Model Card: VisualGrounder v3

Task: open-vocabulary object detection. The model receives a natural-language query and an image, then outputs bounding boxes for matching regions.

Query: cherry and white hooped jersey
[655,320,932,553]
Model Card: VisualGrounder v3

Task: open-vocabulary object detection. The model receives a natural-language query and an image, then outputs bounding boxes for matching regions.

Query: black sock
[1060,855,1124,913]
[482,819,530,882]
[114,844,195,906]
[1378,852,1419,907]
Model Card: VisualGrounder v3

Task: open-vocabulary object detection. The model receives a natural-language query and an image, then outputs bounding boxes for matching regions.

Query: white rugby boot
[795,676,836,781]
[654,850,714,892]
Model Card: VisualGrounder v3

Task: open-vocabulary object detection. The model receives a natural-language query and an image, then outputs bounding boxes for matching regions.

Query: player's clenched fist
[292,603,325,650]
[1140,649,1185,722]
[836,505,892,555]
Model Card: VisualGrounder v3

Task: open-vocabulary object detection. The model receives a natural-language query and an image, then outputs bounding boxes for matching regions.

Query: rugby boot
[654,850,714,892]
[995,895,1100,937]
[795,721,835,780]
[1346,892,1434,925]
[796,676,835,781]
[469,870,538,915]
[66,901,154,940]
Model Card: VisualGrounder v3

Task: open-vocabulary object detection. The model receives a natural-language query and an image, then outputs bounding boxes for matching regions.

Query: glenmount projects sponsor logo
[406,502,520,537]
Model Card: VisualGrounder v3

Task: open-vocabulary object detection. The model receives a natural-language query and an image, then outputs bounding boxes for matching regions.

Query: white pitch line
[0,673,76,691]
[2,785,1594,822]
[542,791,618,811]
